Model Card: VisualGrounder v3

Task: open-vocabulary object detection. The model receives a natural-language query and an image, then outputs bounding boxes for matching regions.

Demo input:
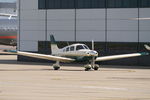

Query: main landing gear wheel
[84,64,92,71]
[53,64,60,70]
[93,64,99,70]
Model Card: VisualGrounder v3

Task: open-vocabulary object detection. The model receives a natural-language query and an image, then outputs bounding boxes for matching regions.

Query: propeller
[91,40,95,68]
[92,40,94,50]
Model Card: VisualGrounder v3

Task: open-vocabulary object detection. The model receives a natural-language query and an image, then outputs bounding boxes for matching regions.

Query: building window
[46,0,75,9]
[38,0,46,9]
[139,0,150,8]
[39,0,150,9]
[76,0,105,8]
[107,0,138,8]
[76,0,91,8]
[47,0,61,9]
[61,0,75,9]
[91,0,106,8]
[39,0,105,9]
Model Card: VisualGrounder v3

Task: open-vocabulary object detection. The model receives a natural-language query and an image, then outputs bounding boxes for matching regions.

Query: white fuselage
[52,43,98,62]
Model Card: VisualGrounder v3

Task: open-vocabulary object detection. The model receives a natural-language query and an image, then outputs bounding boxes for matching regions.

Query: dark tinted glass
[124,0,138,8]
[76,0,91,8]
[61,0,75,9]
[70,46,75,51]
[91,0,106,8]
[66,47,69,51]
[47,0,61,9]
[39,0,150,9]
[107,0,138,8]
[46,0,75,9]
[38,0,46,9]
[107,0,116,8]
[46,0,55,9]
[76,0,105,8]
[139,0,150,7]
[76,45,84,50]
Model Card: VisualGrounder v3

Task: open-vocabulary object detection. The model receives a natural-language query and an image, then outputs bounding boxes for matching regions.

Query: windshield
[83,45,89,49]
[76,45,84,50]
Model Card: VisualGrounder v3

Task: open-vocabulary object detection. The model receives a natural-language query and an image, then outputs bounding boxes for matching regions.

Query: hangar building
[18,0,150,66]
[0,2,16,14]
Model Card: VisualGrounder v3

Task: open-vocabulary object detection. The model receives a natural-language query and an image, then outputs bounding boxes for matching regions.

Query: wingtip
[144,44,150,51]
[140,52,149,56]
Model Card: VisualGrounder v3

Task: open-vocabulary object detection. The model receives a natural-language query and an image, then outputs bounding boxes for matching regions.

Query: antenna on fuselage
[91,40,95,69]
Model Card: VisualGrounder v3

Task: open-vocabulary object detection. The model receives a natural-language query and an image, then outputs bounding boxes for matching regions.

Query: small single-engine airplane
[15,35,150,71]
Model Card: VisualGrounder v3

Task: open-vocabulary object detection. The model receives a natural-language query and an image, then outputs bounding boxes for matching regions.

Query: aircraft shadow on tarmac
[0,69,84,72]
[0,59,49,66]
[0,59,84,71]
[0,58,150,72]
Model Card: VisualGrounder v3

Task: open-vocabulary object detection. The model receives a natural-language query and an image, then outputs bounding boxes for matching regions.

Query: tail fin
[50,35,59,54]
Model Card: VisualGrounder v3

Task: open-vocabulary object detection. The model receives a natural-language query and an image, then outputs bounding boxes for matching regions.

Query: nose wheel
[84,64,99,71]
[93,64,99,70]
[84,64,92,71]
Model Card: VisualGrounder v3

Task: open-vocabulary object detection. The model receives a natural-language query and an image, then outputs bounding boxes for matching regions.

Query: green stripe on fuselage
[64,56,95,62]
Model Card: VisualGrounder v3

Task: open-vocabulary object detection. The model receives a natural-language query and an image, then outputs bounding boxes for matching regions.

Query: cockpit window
[76,45,84,50]
[63,49,66,52]
[66,47,69,52]
[70,46,74,51]
[83,45,89,49]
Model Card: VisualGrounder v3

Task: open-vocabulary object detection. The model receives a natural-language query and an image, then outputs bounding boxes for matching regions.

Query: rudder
[50,35,59,54]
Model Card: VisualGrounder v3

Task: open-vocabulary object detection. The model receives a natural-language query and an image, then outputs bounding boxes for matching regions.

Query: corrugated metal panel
[0,3,16,8]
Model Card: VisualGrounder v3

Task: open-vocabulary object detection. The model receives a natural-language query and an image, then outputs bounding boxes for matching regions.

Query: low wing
[0,51,17,55]
[96,52,149,62]
[18,51,75,62]
[0,13,17,17]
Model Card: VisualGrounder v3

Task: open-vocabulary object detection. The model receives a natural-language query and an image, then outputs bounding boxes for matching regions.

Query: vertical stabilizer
[50,35,59,54]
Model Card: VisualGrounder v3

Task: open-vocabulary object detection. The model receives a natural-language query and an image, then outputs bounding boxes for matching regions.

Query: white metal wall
[47,10,75,41]
[19,0,46,51]
[18,0,150,51]
[107,8,138,42]
[76,9,105,42]
[139,8,150,42]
